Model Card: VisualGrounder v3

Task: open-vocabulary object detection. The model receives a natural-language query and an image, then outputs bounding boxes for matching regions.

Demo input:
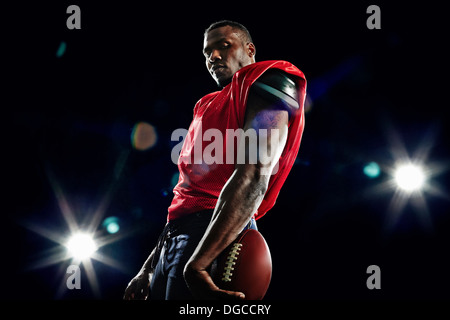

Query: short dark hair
[204,20,253,44]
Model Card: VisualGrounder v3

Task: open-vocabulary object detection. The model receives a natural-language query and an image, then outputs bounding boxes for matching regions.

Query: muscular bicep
[238,84,289,176]
[244,92,290,132]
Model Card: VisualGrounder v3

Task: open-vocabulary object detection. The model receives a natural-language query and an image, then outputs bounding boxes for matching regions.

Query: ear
[247,43,256,61]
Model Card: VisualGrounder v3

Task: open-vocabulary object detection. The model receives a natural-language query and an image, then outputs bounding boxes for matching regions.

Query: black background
[2,0,449,303]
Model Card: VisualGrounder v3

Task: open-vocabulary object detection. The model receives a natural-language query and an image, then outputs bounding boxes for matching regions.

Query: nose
[208,49,222,64]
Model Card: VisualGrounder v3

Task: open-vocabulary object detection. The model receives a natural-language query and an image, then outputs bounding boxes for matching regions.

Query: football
[210,229,272,300]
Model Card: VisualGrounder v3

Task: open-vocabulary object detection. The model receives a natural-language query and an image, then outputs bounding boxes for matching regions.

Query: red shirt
[167,60,306,221]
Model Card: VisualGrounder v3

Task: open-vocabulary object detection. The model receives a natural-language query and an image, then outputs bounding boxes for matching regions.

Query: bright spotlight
[66,233,98,261]
[394,164,425,192]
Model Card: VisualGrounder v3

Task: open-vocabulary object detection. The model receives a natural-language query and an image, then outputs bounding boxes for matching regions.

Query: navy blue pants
[149,210,257,300]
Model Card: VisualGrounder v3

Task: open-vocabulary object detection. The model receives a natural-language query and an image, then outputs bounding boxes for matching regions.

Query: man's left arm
[183,71,297,299]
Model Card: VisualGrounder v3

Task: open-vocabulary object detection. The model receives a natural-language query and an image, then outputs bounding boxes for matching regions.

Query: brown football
[210,229,272,300]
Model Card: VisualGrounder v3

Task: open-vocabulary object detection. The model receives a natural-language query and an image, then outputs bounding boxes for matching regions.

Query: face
[203,26,255,87]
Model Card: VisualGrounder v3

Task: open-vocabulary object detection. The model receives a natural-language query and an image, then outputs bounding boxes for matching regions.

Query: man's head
[203,20,256,87]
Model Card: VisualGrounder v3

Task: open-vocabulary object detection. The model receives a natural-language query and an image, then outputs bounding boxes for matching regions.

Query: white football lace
[222,243,243,282]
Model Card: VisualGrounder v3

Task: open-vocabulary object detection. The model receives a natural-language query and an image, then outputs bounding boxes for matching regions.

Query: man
[123,20,306,300]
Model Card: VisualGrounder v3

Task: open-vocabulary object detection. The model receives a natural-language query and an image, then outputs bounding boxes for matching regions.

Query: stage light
[102,216,120,234]
[23,172,134,298]
[66,233,98,261]
[363,162,381,178]
[394,163,425,192]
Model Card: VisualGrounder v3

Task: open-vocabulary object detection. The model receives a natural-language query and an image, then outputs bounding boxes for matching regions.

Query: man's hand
[184,261,245,300]
[123,270,152,300]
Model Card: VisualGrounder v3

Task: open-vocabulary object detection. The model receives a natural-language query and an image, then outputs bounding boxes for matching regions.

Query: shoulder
[193,91,220,114]
[198,91,220,103]
[234,60,306,84]
[252,69,300,111]
[237,61,306,113]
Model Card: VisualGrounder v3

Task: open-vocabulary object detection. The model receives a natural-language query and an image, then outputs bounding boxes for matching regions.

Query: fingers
[123,288,138,300]
[123,281,149,300]
[215,289,246,300]
[132,287,148,300]
[122,291,132,300]
[124,289,148,300]
[184,264,247,300]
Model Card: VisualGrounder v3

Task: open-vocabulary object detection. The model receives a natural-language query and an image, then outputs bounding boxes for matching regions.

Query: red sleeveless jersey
[167,60,306,221]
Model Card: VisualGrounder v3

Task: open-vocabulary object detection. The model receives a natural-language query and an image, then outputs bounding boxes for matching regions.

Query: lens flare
[131,121,157,151]
[363,162,381,178]
[102,216,120,234]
